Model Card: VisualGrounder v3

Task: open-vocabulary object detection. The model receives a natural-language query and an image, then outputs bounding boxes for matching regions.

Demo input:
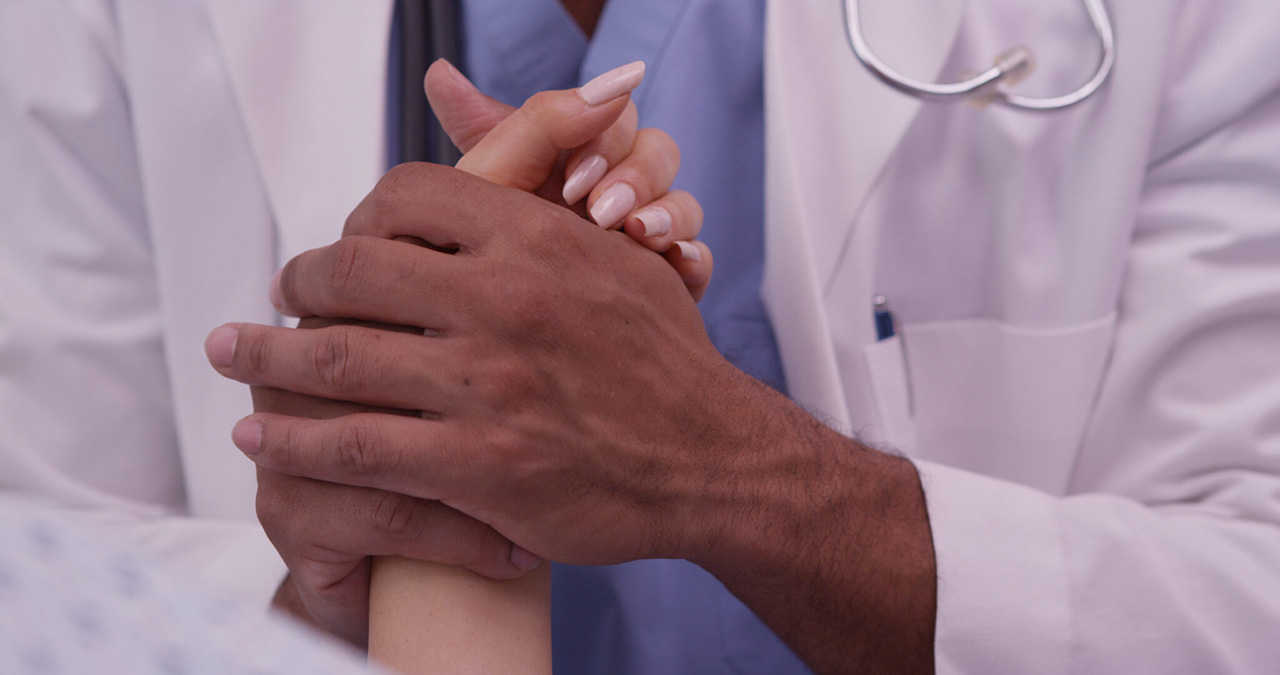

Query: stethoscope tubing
[841,0,1116,111]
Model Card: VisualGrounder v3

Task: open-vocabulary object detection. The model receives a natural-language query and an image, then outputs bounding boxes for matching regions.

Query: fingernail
[510,545,543,572]
[675,240,702,262]
[633,206,672,237]
[231,417,263,456]
[563,155,608,206]
[204,325,238,368]
[578,61,645,106]
[590,183,636,229]
[268,269,283,311]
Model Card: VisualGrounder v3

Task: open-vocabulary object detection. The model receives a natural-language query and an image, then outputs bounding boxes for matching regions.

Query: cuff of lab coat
[913,460,1072,675]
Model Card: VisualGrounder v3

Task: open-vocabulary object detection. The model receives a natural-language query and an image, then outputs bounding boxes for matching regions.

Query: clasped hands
[204,61,758,643]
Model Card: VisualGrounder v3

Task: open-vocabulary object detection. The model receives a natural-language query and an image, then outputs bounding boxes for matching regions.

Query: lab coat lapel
[113,1,392,520]
[206,0,394,270]
[763,0,962,424]
[116,3,282,520]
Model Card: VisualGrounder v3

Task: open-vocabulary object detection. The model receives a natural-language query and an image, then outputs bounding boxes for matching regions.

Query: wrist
[677,385,938,673]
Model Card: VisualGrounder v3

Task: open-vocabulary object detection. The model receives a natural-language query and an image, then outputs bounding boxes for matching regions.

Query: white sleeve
[921,14,1280,673]
[0,0,284,610]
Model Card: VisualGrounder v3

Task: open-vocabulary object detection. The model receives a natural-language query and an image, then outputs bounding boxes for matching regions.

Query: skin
[221,1,940,669]
[252,62,710,647]
[212,162,938,674]
[560,0,608,37]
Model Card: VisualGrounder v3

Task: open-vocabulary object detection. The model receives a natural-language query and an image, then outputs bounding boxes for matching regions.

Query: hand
[426,60,712,300]
[246,61,710,643]
[213,165,751,567]
[217,164,936,675]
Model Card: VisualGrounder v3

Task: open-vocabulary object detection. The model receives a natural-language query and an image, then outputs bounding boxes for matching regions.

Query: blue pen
[874,295,896,341]
[873,294,915,414]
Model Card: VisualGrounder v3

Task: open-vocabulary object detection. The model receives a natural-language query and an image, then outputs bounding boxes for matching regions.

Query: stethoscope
[842,0,1116,111]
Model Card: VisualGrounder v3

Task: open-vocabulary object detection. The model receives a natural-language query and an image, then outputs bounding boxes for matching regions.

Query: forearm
[687,376,937,675]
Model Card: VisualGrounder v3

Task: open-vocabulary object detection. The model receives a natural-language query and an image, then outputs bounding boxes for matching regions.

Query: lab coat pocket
[903,314,1118,495]
[862,336,917,452]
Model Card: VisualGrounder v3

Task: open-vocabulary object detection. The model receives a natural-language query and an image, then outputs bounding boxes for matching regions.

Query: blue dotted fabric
[0,505,383,675]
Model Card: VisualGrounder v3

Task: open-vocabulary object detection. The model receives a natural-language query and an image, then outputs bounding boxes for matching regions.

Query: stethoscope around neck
[842,0,1116,111]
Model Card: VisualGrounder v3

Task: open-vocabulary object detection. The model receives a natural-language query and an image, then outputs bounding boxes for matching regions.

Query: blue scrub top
[418,1,804,671]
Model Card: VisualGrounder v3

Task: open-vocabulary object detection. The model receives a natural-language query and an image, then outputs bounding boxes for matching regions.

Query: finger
[256,470,536,645]
[270,236,467,326]
[663,240,712,302]
[251,385,411,419]
[561,102,639,206]
[236,412,475,504]
[586,128,681,229]
[343,162,556,247]
[251,318,424,419]
[620,190,704,252]
[257,470,533,583]
[204,322,460,412]
[423,59,515,155]
[456,61,646,192]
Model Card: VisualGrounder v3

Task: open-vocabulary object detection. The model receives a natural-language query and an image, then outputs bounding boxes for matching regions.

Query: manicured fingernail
[204,325,238,368]
[268,269,283,311]
[633,206,672,237]
[563,154,608,206]
[510,545,543,572]
[231,417,263,456]
[590,183,636,229]
[578,61,645,106]
[675,240,702,262]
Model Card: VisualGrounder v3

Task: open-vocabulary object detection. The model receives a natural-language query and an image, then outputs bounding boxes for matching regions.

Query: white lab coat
[2,0,1279,672]
[765,0,1280,672]
[0,0,395,606]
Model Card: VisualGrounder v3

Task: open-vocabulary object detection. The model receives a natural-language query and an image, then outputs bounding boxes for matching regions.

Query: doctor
[212,0,1280,673]
[2,1,801,673]
[7,0,1280,672]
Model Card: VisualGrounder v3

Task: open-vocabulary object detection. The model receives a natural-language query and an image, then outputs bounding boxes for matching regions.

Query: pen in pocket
[873,294,914,415]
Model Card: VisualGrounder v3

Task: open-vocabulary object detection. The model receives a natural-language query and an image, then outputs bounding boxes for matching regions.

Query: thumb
[451,61,645,193]
[424,59,515,155]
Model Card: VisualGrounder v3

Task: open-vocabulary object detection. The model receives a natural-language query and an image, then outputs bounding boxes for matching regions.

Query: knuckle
[503,205,564,254]
[311,328,361,393]
[482,354,544,411]
[500,284,558,337]
[355,163,447,236]
[484,423,527,467]
[672,191,704,234]
[240,328,273,377]
[268,420,303,473]
[277,257,303,310]
[372,492,427,541]
[376,162,430,202]
[640,128,681,170]
[325,237,372,305]
[255,470,296,534]
[334,417,383,478]
[454,529,499,569]
[523,90,558,120]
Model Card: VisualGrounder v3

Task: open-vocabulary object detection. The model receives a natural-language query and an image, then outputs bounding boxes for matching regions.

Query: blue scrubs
[451,1,805,670]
